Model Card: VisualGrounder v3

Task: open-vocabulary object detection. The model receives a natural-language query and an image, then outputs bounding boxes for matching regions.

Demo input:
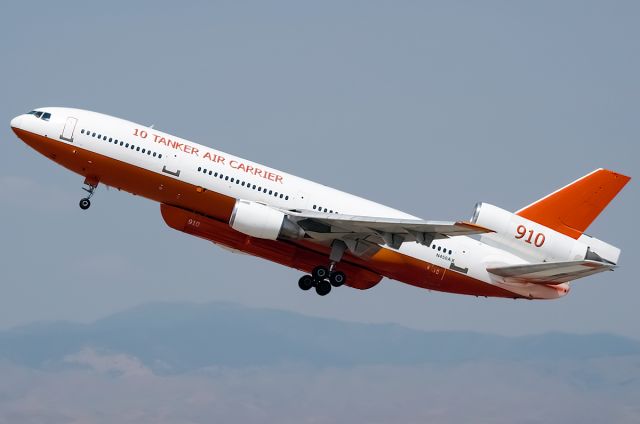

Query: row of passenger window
[81,129,163,159]
[433,245,453,255]
[313,204,339,214]
[197,166,290,200]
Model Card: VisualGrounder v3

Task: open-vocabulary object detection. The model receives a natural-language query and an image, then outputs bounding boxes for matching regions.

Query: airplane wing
[286,210,493,249]
[487,260,615,285]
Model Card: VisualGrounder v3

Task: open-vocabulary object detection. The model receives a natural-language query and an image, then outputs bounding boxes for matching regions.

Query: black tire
[79,198,91,210]
[330,271,346,287]
[315,280,331,296]
[312,266,329,281]
[298,275,314,291]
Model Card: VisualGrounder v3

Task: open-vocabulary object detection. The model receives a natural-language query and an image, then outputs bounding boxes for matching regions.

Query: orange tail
[516,169,630,239]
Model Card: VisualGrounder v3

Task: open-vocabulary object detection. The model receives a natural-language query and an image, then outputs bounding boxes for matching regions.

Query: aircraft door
[161,152,182,179]
[159,152,185,202]
[449,246,470,275]
[295,190,310,210]
[60,117,78,142]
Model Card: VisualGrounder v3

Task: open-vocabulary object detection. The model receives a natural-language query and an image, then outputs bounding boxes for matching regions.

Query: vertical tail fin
[516,169,630,239]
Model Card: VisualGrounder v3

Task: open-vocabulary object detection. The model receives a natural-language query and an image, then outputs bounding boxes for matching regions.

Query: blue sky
[1,1,638,337]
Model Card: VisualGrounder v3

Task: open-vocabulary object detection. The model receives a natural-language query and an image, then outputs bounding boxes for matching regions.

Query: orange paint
[13,127,236,222]
[517,169,631,239]
[161,204,382,290]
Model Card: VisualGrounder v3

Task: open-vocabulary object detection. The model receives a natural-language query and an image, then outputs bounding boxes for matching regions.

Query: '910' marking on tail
[515,225,546,247]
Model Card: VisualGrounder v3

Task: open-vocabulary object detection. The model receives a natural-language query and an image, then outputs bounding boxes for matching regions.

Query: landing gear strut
[298,240,348,296]
[79,180,98,210]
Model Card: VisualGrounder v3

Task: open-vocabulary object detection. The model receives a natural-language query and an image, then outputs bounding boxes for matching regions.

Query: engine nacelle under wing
[229,199,304,240]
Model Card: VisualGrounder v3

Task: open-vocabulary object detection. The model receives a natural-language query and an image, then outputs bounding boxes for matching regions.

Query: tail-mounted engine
[470,202,590,262]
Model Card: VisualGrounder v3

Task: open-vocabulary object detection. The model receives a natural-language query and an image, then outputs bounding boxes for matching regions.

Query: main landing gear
[79,180,98,210]
[298,240,348,296]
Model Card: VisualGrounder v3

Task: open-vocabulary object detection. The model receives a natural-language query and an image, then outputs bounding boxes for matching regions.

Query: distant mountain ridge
[1,302,638,373]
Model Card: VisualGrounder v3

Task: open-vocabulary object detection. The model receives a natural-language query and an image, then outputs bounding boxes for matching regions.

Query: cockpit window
[26,110,51,121]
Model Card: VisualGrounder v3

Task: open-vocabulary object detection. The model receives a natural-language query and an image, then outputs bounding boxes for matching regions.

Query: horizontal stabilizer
[487,260,614,285]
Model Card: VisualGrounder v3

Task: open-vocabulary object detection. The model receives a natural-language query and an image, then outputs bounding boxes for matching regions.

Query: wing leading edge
[286,210,493,249]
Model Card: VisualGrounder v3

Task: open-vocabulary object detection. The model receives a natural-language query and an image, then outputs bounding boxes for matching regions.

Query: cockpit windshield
[27,110,51,121]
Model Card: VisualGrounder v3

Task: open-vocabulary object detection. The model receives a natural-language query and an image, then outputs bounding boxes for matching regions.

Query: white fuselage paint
[11,107,570,299]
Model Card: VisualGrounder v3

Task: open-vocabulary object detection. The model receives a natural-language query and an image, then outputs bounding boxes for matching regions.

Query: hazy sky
[1,1,638,337]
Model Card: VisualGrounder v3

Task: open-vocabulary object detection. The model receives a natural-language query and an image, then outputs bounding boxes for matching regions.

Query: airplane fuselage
[10,107,581,299]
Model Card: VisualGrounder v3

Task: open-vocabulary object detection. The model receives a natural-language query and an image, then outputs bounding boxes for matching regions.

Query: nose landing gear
[79,179,98,210]
[79,197,91,210]
[298,240,348,296]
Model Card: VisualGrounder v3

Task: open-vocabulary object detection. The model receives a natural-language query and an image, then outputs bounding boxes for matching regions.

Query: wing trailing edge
[487,260,614,285]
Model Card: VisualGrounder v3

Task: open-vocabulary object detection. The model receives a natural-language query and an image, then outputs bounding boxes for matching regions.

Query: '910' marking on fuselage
[515,224,546,247]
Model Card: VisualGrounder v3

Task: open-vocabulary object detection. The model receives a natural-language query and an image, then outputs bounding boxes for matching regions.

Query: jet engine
[470,202,589,262]
[229,199,304,240]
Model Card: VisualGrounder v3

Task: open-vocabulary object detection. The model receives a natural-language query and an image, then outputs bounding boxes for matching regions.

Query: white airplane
[10,107,630,299]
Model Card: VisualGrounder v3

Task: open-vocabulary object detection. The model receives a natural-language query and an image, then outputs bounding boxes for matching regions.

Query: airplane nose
[10,115,23,130]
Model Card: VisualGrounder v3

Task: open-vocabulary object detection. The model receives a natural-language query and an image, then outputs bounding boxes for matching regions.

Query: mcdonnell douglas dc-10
[11,108,630,298]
